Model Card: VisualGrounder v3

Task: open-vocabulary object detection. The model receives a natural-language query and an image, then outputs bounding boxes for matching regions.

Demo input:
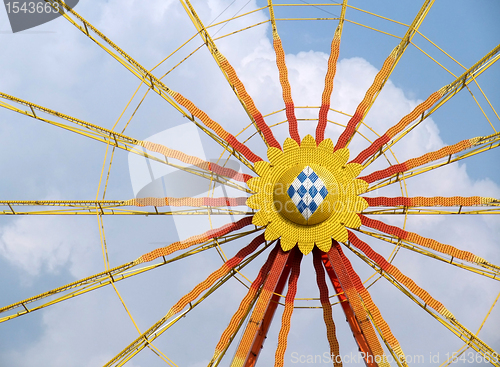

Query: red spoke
[211,245,280,363]
[325,245,388,366]
[347,230,453,318]
[232,246,292,367]
[333,242,406,364]
[274,248,302,367]
[172,92,263,163]
[312,248,342,367]
[272,33,300,143]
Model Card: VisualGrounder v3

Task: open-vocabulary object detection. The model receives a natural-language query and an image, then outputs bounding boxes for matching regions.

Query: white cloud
[0,0,499,366]
[0,215,99,279]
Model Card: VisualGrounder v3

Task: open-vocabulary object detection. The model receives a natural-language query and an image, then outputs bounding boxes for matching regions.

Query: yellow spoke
[365,133,500,192]
[344,0,435,148]
[344,242,500,366]
[0,93,252,193]
[364,44,500,167]
[0,202,252,216]
[0,229,260,323]
[43,0,255,171]
[353,228,500,281]
[104,243,270,367]
[179,0,270,147]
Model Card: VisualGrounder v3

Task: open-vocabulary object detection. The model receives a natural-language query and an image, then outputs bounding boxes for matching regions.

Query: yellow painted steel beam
[0,201,253,216]
[344,242,500,366]
[344,0,435,148]
[366,133,500,192]
[0,229,260,323]
[0,93,251,194]
[365,44,500,166]
[353,228,500,281]
[42,0,255,172]
[179,0,268,147]
[104,243,271,367]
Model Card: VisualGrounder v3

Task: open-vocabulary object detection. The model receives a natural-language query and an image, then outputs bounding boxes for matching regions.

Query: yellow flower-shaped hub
[246,135,369,255]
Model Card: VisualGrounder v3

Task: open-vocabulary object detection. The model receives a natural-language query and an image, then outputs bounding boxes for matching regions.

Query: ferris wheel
[0,0,499,366]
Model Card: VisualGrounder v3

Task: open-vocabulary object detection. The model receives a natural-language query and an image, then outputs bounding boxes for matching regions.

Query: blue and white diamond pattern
[287,166,328,220]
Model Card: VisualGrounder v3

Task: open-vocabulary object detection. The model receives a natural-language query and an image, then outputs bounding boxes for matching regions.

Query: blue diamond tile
[296,200,307,213]
[297,171,307,183]
[286,166,329,220]
[309,171,318,183]
[297,185,307,197]
[309,200,318,213]
[319,186,328,199]
[309,185,318,197]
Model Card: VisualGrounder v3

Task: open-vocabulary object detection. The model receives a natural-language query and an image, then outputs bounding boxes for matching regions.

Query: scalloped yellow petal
[281,238,296,251]
[264,226,281,241]
[246,177,262,192]
[246,195,261,210]
[283,137,300,152]
[254,160,271,176]
[300,134,316,149]
[332,148,349,167]
[318,138,333,152]
[352,178,368,194]
[336,227,349,243]
[267,147,285,166]
[298,242,314,255]
[343,212,361,229]
[343,163,363,180]
[316,238,332,253]
[252,210,269,226]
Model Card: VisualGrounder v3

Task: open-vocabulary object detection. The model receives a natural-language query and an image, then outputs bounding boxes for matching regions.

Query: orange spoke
[334,242,406,365]
[126,196,248,207]
[211,245,279,364]
[358,214,488,265]
[172,91,263,163]
[334,47,398,151]
[165,233,266,320]
[351,86,447,164]
[219,55,282,150]
[364,196,495,207]
[316,26,341,144]
[347,230,453,318]
[274,248,302,367]
[137,216,253,264]
[140,140,252,182]
[231,246,292,367]
[359,135,485,184]
[272,32,300,143]
[312,249,342,367]
[326,245,389,367]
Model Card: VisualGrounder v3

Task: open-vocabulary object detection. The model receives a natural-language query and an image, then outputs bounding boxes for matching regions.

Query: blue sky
[0,1,499,366]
